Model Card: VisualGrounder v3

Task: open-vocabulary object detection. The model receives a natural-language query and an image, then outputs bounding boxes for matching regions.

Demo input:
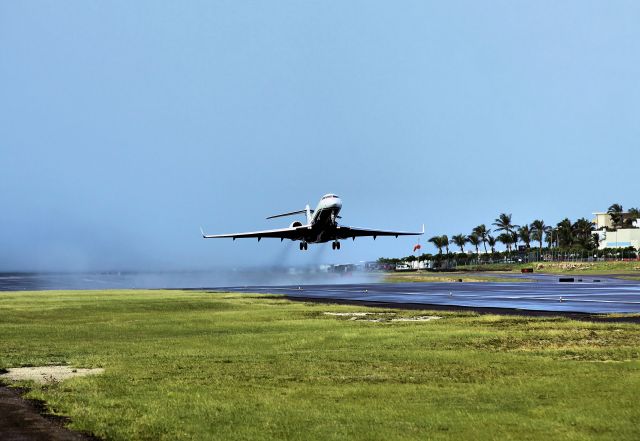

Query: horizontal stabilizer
[266,209,312,220]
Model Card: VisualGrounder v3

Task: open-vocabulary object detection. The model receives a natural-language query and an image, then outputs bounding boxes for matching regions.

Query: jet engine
[290,221,303,228]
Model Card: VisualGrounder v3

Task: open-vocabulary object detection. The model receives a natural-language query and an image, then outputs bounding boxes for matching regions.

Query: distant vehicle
[201,193,423,250]
[395,263,412,271]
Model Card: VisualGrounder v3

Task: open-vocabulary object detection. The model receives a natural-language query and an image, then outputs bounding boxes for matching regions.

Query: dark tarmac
[215,274,640,315]
[3,272,639,315]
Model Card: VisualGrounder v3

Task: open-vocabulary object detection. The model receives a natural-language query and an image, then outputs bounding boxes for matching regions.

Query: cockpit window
[322,194,339,200]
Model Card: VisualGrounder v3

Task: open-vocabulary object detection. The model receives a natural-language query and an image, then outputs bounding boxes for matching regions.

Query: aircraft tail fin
[305,204,312,224]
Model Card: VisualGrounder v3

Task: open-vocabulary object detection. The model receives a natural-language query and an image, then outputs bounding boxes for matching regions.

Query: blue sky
[1,1,639,271]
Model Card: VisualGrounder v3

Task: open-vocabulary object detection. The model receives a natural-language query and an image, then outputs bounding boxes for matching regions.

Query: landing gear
[332,241,340,250]
[299,242,308,251]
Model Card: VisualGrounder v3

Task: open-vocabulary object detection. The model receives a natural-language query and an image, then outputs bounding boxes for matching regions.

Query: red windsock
[413,244,421,252]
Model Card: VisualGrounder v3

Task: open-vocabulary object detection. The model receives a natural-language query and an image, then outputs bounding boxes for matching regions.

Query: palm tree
[608,203,624,229]
[572,218,595,249]
[441,235,450,255]
[546,228,555,248]
[487,235,497,253]
[497,233,513,252]
[530,219,549,254]
[472,224,490,254]
[518,225,531,249]
[626,207,640,228]
[556,218,573,248]
[428,236,444,255]
[467,233,481,257]
[493,213,518,250]
[452,234,467,253]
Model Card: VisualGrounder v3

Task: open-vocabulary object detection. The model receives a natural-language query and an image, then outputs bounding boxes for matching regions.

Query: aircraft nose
[333,197,342,209]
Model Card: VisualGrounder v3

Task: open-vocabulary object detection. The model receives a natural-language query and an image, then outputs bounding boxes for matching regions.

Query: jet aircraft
[201,194,423,250]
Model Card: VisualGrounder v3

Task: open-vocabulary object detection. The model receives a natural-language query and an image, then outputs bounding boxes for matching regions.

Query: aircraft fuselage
[303,194,343,243]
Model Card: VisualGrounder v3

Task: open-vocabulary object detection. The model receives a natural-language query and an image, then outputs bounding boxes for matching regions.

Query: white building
[592,211,640,249]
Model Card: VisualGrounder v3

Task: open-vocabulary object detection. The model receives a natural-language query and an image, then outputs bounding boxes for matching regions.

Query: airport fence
[436,247,639,270]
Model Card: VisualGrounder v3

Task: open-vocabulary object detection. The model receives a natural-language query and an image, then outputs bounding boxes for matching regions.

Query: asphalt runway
[215,274,640,314]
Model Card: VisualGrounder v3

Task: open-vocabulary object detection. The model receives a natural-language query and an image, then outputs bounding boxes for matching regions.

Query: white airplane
[201,193,424,250]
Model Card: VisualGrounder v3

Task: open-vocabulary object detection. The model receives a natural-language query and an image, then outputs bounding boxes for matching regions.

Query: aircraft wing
[334,224,424,240]
[200,225,306,240]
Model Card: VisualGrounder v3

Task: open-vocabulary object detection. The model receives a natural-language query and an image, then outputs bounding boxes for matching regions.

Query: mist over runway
[214,275,640,315]
[0,269,379,291]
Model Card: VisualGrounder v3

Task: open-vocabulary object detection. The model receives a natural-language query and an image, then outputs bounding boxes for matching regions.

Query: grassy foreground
[1,290,639,441]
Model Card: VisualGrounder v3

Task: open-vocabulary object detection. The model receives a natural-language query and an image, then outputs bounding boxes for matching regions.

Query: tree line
[378,203,640,264]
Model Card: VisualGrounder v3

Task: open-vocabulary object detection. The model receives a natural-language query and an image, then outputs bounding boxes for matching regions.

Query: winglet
[200,227,206,238]
[421,224,425,234]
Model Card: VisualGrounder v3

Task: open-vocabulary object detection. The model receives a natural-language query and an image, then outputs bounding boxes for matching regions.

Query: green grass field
[456,260,640,275]
[383,272,531,283]
[382,260,640,282]
[1,290,639,440]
